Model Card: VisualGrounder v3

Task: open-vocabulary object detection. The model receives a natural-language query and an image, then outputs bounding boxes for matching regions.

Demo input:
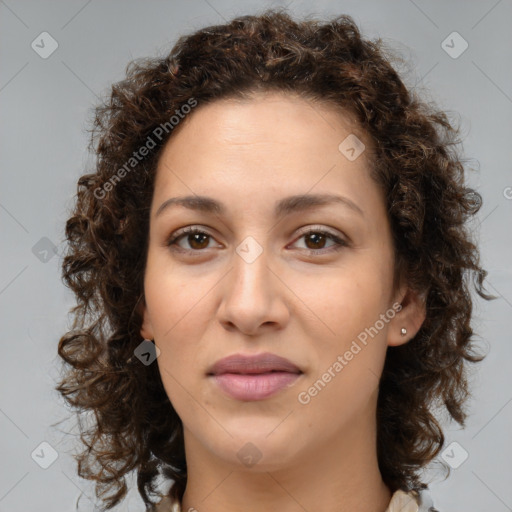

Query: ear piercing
[400,327,407,336]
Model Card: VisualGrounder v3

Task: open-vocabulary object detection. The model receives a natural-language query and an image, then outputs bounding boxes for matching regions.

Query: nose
[217,245,290,336]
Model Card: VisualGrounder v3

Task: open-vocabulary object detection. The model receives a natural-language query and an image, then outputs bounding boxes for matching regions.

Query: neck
[180,391,392,512]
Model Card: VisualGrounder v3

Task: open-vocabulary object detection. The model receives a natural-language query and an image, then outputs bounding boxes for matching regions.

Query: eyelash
[166,226,349,255]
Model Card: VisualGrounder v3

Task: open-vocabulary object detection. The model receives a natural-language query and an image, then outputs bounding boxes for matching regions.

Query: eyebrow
[155,193,364,218]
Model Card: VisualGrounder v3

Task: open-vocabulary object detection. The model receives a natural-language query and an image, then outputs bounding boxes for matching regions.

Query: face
[140,91,425,472]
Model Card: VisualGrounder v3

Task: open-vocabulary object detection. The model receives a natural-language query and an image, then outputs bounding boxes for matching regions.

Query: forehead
[152,91,379,216]
[160,91,370,156]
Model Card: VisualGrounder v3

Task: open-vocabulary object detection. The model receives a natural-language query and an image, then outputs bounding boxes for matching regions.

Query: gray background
[1,0,511,510]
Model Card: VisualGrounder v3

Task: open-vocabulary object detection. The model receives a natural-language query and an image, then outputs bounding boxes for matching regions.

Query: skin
[140,91,426,512]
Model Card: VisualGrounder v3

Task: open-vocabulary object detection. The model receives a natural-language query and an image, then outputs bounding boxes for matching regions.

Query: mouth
[207,352,303,401]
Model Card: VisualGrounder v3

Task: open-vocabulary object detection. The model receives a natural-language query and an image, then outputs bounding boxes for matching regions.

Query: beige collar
[158,489,422,512]
[385,489,420,512]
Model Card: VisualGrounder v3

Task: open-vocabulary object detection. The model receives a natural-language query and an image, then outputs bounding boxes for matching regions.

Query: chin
[211,421,303,472]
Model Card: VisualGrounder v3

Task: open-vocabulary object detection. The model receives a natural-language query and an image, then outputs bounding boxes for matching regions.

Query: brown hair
[56,9,494,510]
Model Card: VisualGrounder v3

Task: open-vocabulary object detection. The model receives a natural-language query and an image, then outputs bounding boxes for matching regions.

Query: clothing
[156,488,439,512]
[386,489,439,512]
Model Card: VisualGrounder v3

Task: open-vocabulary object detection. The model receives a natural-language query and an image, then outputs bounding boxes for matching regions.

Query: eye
[166,227,219,252]
[290,227,348,253]
[166,225,349,255]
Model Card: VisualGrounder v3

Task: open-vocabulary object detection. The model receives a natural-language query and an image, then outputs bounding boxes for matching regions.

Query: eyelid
[293,224,346,240]
[289,225,349,251]
[165,225,220,249]
[166,224,349,253]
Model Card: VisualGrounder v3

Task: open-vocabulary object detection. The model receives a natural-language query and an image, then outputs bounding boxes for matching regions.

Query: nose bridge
[231,235,271,305]
[219,234,286,333]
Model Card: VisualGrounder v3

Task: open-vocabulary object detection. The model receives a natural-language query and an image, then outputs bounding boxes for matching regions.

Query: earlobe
[387,287,426,347]
[137,296,154,341]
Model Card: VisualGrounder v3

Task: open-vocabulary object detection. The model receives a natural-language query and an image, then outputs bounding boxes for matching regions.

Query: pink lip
[207,352,303,401]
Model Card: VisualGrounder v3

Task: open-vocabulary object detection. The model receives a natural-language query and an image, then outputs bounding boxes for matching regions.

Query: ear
[137,295,154,341]
[386,285,426,347]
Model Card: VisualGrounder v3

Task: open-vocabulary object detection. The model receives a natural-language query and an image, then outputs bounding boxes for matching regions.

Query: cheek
[295,257,392,348]
[295,268,391,423]
[144,256,210,393]
[144,250,213,334]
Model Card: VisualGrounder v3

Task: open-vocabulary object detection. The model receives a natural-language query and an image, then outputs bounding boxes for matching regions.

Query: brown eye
[167,228,217,251]
[292,228,348,253]
[304,232,328,250]
[185,232,210,250]
[166,226,348,255]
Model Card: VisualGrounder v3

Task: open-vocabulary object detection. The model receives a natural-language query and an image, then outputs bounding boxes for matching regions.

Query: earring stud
[400,327,407,336]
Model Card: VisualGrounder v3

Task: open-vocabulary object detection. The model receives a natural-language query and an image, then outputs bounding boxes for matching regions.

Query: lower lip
[211,372,302,401]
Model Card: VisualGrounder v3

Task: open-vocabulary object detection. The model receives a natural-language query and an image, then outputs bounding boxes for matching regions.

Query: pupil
[307,233,325,249]
[190,233,208,249]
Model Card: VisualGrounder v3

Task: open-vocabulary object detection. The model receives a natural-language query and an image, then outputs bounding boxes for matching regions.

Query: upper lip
[207,352,302,375]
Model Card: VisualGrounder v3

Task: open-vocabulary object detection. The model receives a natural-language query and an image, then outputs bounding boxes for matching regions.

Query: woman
[56,9,493,512]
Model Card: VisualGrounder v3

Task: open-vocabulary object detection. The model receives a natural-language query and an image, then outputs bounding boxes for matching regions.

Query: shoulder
[417,488,441,512]
[156,491,440,512]
[155,496,180,512]
[386,489,440,512]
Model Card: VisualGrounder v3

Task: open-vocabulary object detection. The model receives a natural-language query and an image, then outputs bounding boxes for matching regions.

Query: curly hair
[56,8,494,511]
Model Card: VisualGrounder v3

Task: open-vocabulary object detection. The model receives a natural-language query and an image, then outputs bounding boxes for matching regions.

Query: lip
[207,352,303,401]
